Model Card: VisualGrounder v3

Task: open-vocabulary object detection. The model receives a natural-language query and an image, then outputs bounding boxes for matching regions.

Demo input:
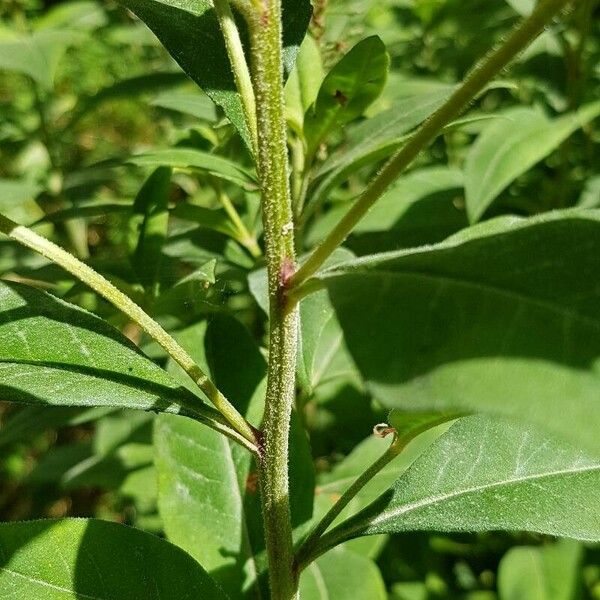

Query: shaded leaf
[498,539,582,600]
[299,547,387,600]
[0,519,227,599]
[314,209,600,455]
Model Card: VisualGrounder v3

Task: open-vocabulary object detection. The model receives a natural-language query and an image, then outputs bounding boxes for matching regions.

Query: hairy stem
[289,0,573,288]
[244,1,299,597]
[213,0,258,156]
[0,213,256,446]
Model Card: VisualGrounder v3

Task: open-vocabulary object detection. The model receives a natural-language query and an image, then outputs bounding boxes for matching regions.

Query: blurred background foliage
[0,0,599,598]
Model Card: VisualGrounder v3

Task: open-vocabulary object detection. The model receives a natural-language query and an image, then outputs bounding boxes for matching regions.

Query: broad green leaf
[0,30,85,89]
[306,87,453,215]
[307,167,465,252]
[299,547,387,600]
[0,179,44,226]
[314,209,600,456]
[0,519,227,599]
[498,540,582,600]
[321,416,600,548]
[172,204,241,239]
[285,35,324,133]
[0,280,203,416]
[129,167,172,293]
[150,90,218,121]
[118,0,312,147]
[127,148,256,187]
[304,36,390,157]
[465,102,600,222]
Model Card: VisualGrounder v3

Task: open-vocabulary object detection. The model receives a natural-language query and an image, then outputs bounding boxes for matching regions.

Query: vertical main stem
[245,1,299,598]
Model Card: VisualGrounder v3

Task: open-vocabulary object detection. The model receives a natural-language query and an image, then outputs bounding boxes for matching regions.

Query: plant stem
[213,0,259,157]
[295,429,403,570]
[244,0,299,597]
[288,0,573,289]
[0,213,256,446]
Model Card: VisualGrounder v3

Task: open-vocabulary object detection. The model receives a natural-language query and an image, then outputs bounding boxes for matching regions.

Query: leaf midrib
[338,463,599,541]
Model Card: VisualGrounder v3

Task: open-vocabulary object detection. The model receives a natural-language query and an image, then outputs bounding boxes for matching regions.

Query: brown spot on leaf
[334,90,348,106]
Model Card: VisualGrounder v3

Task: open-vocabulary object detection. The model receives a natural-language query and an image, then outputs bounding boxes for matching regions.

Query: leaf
[285,34,324,133]
[156,316,314,596]
[0,280,203,416]
[498,540,582,600]
[307,167,465,252]
[0,519,227,599]
[320,416,600,549]
[118,0,312,147]
[465,102,600,222]
[127,148,256,187]
[504,0,534,15]
[0,30,85,90]
[33,0,108,31]
[129,167,172,293]
[0,179,44,226]
[304,36,390,157]
[150,90,218,121]
[299,547,387,600]
[306,87,453,215]
[314,209,600,456]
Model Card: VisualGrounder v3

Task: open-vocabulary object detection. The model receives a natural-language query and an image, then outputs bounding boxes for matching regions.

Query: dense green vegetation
[0,0,599,598]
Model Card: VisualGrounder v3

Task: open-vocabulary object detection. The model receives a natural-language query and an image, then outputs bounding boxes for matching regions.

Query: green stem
[288,0,573,289]
[213,0,259,157]
[0,213,256,446]
[295,429,403,571]
[244,0,299,597]
[215,181,262,258]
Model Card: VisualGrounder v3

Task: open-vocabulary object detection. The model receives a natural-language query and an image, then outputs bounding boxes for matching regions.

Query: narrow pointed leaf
[314,209,600,456]
[320,416,600,550]
[0,519,227,599]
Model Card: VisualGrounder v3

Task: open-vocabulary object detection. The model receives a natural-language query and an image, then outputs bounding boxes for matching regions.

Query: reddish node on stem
[280,256,295,288]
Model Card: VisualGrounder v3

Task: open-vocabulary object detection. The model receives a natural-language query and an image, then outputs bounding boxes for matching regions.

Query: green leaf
[156,316,314,596]
[150,90,218,121]
[314,209,600,456]
[307,167,465,252]
[0,519,227,599]
[0,30,85,90]
[33,0,108,31]
[127,148,256,187]
[0,179,44,226]
[465,102,600,222]
[299,547,387,600]
[129,167,172,293]
[504,0,534,15]
[498,540,582,600]
[320,416,600,548]
[306,87,453,215]
[285,34,324,133]
[0,280,203,416]
[117,0,312,147]
[304,36,390,157]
